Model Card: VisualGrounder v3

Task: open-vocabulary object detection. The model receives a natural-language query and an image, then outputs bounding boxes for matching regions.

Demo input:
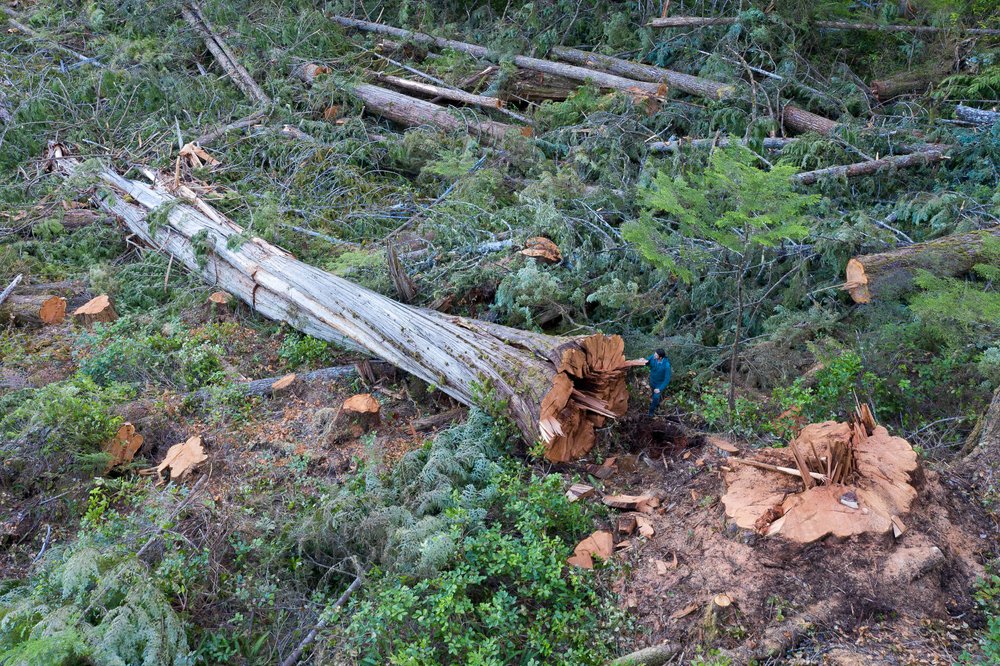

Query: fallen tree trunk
[549,46,837,135]
[548,46,737,101]
[332,16,670,100]
[193,109,269,145]
[0,294,67,327]
[49,144,632,461]
[844,225,1000,303]
[2,6,101,66]
[350,82,520,144]
[647,15,1000,36]
[181,3,271,106]
[815,19,1000,37]
[955,386,1000,497]
[375,72,510,113]
[870,65,950,101]
[791,148,945,185]
[648,136,795,152]
[955,104,1000,126]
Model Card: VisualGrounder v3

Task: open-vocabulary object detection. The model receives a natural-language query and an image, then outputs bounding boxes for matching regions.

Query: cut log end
[539,333,633,462]
[39,296,67,324]
[73,294,118,326]
[844,258,871,303]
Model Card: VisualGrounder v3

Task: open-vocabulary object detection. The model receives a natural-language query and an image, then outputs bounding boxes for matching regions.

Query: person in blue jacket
[644,348,671,416]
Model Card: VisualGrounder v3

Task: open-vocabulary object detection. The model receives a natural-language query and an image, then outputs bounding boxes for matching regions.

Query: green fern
[0,542,189,666]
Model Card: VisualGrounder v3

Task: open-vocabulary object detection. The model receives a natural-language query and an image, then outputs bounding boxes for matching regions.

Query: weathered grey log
[2,7,101,66]
[332,16,669,100]
[844,225,1000,303]
[193,110,270,146]
[647,15,1000,36]
[815,19,1000,36]
[549,46,837,135]
[351,82,519,144]
[181,3,271,105]
[50,145,626,455]
[0,274,22,309]
[955,104,1000,126]
[792,149,945,185]
[413,407,466,431]
[549,46,737,101]
[648,136,795,152]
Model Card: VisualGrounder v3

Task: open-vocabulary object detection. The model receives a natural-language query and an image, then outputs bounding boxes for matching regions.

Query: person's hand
[642,358,649,365]
[653,388,660,394]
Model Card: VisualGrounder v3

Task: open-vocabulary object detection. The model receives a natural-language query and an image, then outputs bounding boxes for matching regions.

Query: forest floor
[1,276,995,664]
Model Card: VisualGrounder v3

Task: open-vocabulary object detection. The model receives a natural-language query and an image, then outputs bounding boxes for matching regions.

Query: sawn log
[844,225,1000,303]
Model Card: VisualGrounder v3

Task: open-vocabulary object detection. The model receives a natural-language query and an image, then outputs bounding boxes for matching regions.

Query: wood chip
[635,515,655,537]
[618,514,637,535]
[603,494,655,510]
[271,373,296,391]
[891,515,907,538]
[707,435,739,453]
[567,530,614,569]
[670,603,699,620]
[655,559,669,575]
[102,422,144,470]
[566,483,595,502]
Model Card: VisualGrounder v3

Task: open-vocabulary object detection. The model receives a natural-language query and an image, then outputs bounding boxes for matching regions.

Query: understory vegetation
[1,0,998,663]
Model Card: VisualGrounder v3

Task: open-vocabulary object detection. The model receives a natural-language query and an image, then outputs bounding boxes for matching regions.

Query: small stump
[331,393,381,442]
[73,294,117,327]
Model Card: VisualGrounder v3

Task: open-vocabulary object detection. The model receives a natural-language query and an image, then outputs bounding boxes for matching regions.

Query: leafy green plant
[278,331,333,370]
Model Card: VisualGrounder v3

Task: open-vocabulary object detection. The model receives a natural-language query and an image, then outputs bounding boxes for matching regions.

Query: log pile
[722,407,919,542]
[49,145,634,462]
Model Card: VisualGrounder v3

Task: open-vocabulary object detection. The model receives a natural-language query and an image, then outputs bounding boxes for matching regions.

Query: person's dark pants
[648,388,663,416]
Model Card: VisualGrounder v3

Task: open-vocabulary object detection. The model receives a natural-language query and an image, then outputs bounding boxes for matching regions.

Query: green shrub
[301,411,620,665]
[77,318,226,391]
[0,375,129,456]
[278,331,334,371]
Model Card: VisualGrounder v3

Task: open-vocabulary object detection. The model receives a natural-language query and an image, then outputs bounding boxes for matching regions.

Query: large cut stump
[50,145,635,461]
[0,294,66,327]
[722,410,919,542]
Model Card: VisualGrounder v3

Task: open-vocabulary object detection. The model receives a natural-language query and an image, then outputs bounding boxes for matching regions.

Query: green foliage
[77,317,226,390]
[0,537,189,666]
[0,375,129,457]
[626,145,819,282]
[277,331,334,371]
[301,412,620,664]
[961,562,1000,663]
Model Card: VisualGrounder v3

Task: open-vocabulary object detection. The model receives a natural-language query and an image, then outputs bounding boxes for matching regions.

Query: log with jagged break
[50,144,641,462]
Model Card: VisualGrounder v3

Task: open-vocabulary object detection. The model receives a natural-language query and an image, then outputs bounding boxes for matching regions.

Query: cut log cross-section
[844,225,1000,303]
[0,294,67,327]
[50,145,634,461]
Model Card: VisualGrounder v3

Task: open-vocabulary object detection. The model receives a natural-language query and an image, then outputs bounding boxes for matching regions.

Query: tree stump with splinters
[722,408,919,543]
[0,294,66,327]
[72,294,117,327]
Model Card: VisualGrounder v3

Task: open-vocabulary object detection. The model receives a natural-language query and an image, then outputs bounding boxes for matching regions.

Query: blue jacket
[648,355,671,391]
